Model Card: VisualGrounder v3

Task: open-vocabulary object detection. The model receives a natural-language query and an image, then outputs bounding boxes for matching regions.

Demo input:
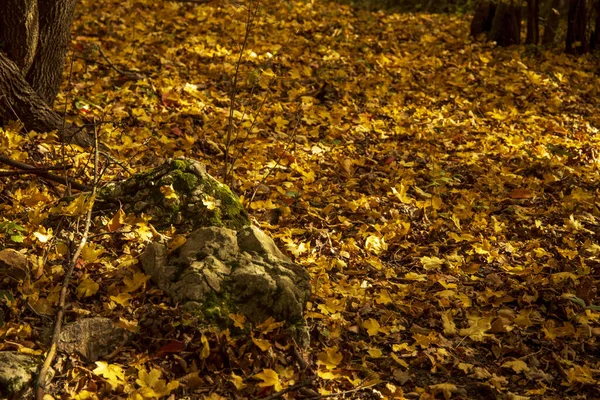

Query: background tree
[566,0,588,54]
[542,0,563,44]
[470,0,497,37]
[0,0,90,146]
[527,0,540,44]
[470,0,522,46]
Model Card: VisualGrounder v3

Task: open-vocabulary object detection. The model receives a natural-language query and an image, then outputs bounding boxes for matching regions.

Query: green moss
[170,169,199,192]
[172,159,190,170]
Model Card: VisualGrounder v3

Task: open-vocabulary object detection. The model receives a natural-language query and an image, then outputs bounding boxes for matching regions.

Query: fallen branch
[35,125,99,400]
[0,155,89,191]
[260,377,316,400]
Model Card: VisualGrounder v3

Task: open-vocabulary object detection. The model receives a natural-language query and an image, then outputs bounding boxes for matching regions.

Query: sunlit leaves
[254,369,281,391]
[134,368,179,399]
[93,362,126,390]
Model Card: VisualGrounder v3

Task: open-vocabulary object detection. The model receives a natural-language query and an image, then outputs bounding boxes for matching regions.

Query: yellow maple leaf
[501,359,529,373]
[159,185,178,200]
[33,227,53,243]
[363,318,381,336]
[123,272,149,293]
[391,184,412,204]
[230,373,246,390]
[107,208,126,232]
[252,335,271,351]
[421,256,445,270]
[228,313,247,329]
[317,346,343,369]
[59,193,96,216]
[255,369,282,391]
[93,362,126,389]
[77,276,99,299]
[110,292,133,307]
[430,383,457,400]
[135,368,179,398]
[200,334,210,359]
[459,316,492,341]
[81,243,104,262]
[365,235,387,255]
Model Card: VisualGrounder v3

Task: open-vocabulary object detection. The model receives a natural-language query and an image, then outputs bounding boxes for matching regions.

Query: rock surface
[98,158,310,344]
[0,249,29,281]
[57,318,129,362]
[0,352,41,399]
[142,225,311,344]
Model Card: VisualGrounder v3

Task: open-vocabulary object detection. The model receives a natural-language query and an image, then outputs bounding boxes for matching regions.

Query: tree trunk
[0,51,92,147]
[527,0,540,44]
[542,0,563,45]
[590,0,600,50]
[490,1,522,46]
[470,0,497,37]
[0,0,90,147]
[0,0,39,74]
[566,0,588,54]
[26,0,78,106]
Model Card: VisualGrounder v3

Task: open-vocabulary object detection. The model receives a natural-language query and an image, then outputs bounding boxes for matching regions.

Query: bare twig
[260,377,316,400]
[222,0,260,185]
[96,45,146,80]
[165,0,211,3]
[304,382,379,400]
[246,114,301,206]
[35,123,99,400]
[0,155,89,191]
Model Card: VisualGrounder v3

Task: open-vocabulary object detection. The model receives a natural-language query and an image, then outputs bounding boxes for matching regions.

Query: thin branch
[96,45,146,80]
[35,123,99,400]
[246,114,301,207]
[223,0,259,185]
[304,383,379,400]
[0,155,90,191]
[260,377,316,400]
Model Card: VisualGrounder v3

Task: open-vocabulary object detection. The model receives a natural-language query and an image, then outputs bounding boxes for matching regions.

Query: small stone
[57,318,129,362]
[0,352,42,399]
[0,249,29,281]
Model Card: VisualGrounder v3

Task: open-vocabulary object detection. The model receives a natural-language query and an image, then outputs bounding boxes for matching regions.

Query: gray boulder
[141,225,311,345]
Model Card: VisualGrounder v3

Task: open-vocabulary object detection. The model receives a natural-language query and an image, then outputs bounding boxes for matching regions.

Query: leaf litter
[2,0,600,398]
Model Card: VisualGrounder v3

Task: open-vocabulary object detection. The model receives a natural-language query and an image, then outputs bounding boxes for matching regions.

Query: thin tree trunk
[26,0,78,106]
[0,51,91,147]
[566,0,588,54]
[542,0,563,45]
[527,0,540,44]
[0,0,39,74]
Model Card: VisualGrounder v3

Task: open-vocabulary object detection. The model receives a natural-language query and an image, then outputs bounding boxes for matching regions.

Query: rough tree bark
[0,51,91,147]
[527,0,540,44]
[27,0,78,106]
[566,0,588,54]
[0,0,90,147]
[542,0,563,45]
[0,0,39,74]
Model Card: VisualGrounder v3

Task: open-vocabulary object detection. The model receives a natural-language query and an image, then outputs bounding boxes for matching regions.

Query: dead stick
[260,378,316,400]
[35,125,99,400]
[0,155,89,191]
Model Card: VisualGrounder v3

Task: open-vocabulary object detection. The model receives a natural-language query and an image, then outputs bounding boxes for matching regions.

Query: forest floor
[2,0,600,399]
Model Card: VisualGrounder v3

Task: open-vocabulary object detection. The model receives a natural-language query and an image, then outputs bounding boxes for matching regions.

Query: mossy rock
[99,159,250,232]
